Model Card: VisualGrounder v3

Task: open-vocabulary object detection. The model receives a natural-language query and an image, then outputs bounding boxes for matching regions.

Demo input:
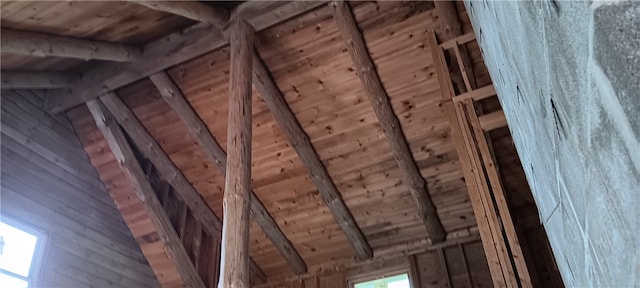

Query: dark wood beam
[252,50,373,260]
[1,28,141,62]
[86,99,205,288]
[1,71,80,89]
[478,110,507,131]
[329,0,446,242]
[433,1,462,40]
[46,1,326,113]
[98,92,266,280]
[149,69,307,275]
[220,17,254,288]
[130,1,228,27]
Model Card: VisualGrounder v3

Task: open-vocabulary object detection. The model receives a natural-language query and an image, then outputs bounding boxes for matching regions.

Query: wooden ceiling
[0,0,535,285]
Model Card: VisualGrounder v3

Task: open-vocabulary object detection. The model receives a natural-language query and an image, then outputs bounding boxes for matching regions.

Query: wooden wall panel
[0,90,159,288]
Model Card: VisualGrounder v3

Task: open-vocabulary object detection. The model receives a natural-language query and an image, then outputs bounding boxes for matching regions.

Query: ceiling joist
[148,71,308,275]
[130,1,229,27]
[329,0,446,242]
[46,1,326,113]
[252,50,373,260]
[98,92,266,280]
[1,71,80,89]
[1,28,142,62]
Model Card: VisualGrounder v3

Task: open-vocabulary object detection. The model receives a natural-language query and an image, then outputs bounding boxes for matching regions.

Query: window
[354,273,411,288]
[0,218,46,288]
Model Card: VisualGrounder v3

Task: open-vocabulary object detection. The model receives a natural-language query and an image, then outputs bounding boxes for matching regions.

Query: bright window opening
[0,219,45,288]
[354,273,411,288]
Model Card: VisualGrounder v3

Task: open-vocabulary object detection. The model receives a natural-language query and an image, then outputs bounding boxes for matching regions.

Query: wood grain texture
[149,70,307,275]
[253,50,372,260]
[1,71,80,89]
[433,1,462,41]
[86,98,205,288]
[46,1,326,113]
[131,1,228,27]
[219,17,254,288]
[329,0,445,242]
[1,28,142,62]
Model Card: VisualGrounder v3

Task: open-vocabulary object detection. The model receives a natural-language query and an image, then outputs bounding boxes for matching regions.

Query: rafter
[1,71,81,89]
[148,70,307,275]
[1,28,141,62]
[130,1,228,27]
[86,99,205,288]
[46,1,326,113]
[252,50,373,260]
[98,92,266,280]
[329,0,446,242]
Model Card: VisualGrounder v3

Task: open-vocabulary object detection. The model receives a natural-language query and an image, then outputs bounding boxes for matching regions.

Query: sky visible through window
[0,221,39,288]
[354,274,410,288]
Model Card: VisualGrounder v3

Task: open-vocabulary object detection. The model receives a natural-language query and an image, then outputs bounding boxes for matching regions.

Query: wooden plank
[219,17,253,288]
[46,1,326,113]
[1,71,81,89]
[433,1,461,40]
[252,50,372,260]
[453,84,496,102]
[98,92,266,278]
[408,255,421,288]
[1,28,142,62]
[478,110,507,131]
[85,99,205,288]
[130,1,228,26]
[329,0,445,242]
[459,244,474,287]
[149,69,307,274]
[440,32,476,50]
[437,248,452,288]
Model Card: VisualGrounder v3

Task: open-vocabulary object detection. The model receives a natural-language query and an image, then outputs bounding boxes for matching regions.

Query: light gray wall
[463,1,639,287]
[1,90,160,287]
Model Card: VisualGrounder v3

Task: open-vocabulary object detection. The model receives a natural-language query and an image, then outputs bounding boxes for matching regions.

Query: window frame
[348,268,413,288]
[0,216,48,287]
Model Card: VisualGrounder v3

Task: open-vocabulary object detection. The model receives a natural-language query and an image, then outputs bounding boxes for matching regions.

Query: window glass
[354,274,410,288]
[0,272,29,288]
[0,222,38,277]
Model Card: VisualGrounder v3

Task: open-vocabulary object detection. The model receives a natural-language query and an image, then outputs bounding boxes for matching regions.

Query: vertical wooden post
[218,15,254,288]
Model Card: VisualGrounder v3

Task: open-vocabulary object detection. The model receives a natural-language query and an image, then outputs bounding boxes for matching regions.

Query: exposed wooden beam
[329,0,446,242]
[478,110,507,131]
[454,84,496,102]
[149,70,307,275]
[220,17,254,288]
[252,50,373,260]
[131,1,228,27]
[46,1,326,113]
[98,92,266,280]
[1,71,80,89]
[433,1,462,40]
[1,28,141,62]
[86,99,205,288]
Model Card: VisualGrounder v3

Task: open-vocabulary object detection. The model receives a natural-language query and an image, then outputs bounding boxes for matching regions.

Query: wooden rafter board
[64,1,522,281]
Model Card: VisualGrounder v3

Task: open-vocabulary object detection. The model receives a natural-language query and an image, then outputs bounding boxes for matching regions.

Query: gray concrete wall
[463,1,639,287]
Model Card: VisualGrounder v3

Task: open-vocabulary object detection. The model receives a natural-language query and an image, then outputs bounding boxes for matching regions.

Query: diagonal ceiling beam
[252,50,373,260]
[86,99,205,288]
[329,0,446,242]
[46,1,326,113]
[129,1,229,26]
[1,28,142,62]
[98,92,266,280]
[1,71,81,89]
[149,71,308,275]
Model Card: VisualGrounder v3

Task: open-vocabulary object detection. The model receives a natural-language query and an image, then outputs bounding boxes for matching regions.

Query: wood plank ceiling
[0,0,530,283]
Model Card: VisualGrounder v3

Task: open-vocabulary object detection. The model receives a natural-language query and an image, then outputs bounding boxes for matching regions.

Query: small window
[354,273,411,288]
[0,218,46,288]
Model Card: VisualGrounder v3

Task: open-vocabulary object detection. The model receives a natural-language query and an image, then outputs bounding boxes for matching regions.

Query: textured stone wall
[463,1,639,287]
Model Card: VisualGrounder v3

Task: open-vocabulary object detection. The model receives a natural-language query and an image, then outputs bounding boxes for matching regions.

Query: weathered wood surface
[1,28,142,62]
[433,1,462,40]
[330,0,446,242]
[1,90,158,288]
[98,92,266,279]
[46,1,326,113]
[130,1,228,26]
[86,98,205,288]
[253,50,373,260]
[478,110,507,131]
[219,17,254,288]
[1,71,81,89]
[149,70,307,275]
